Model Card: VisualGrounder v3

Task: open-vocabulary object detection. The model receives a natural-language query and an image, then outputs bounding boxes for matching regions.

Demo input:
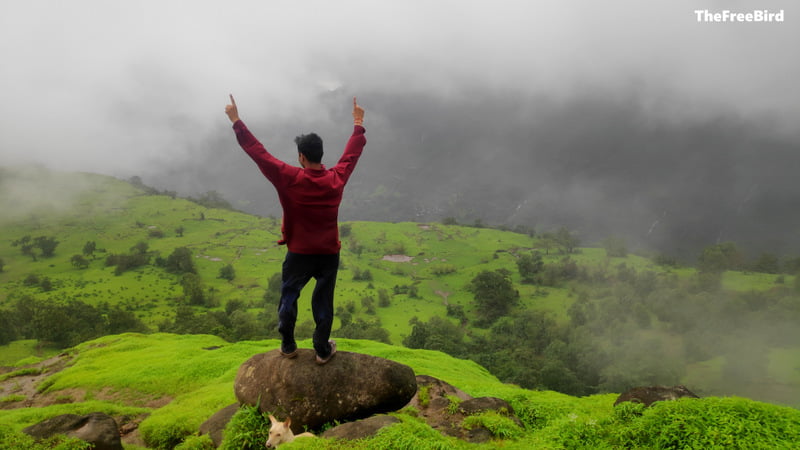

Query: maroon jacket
[233,120,366,254]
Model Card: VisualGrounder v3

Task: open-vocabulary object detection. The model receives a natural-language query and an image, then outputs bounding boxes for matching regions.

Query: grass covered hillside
[2,166,800,411]
[0,167,538,344]
[1,333,799,449]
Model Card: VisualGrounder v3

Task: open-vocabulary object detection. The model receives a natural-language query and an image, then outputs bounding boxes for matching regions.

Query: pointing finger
[229,94,236,106]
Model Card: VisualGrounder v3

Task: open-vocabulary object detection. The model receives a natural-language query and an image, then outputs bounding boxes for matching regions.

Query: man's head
[295,133,323,166]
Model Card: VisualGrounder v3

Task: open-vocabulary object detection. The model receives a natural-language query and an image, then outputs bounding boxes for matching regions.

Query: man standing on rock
[225,95,366,365]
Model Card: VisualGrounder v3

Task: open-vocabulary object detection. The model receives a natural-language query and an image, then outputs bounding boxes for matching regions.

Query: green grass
[722,270,792,291]
[3,169,800,447]
[0,400,149,434]
[3,169,792,350]
[1,333,798,449]
[0,340,60,366]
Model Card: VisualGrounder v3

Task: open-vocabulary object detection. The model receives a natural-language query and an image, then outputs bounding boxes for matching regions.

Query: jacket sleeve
[233,120,297,187]
[333,125,367,183]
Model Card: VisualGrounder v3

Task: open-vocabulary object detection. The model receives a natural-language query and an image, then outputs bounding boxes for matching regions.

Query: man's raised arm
[226,94,295,186]
[334,97,367,181]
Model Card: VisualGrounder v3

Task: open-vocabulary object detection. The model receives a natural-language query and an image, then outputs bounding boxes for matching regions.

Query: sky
[1,0,798,253]
[1,0,796,171]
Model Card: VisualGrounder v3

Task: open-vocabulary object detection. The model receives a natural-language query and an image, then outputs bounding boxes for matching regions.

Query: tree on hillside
[181,273,206,306]
[783,256,800,274]
[517,252,544,284]
[555,227,580,254]
[697,242,743,273]
[39,277,53,292]
[352,266,373,281]
[0,257,5,273]
[106,252,150,276]
[34,236,59,257]
[20,298,117,348]
[404,316,466,357]
[191,190,234,210]
[468,269,519,325]
[103,304,148,334]
[335,318,390,343]
[378,288,391,307]
[131,241,149,255]
[82,241,97,258]
[263,272,282,305]
[361,296,376,315]
[0,308,16,345]
[165,247,196,274]
[227,310,264,341]
[602,236,628,258]
[218,264,236,281]
[70,254,90,269]
[749,253,780,274]
[12,235,37,261]
[537,232,558,255]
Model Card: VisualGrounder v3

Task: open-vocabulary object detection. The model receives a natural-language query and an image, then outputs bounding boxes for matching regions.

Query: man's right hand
[225,94,240,123]
[353,97,364,126]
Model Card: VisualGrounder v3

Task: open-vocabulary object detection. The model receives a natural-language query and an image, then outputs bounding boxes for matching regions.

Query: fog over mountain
[2,1,798,258]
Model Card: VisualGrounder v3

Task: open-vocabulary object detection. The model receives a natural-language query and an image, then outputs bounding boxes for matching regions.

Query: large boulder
[234,349,417,432]
[23,412,122,450]
[614,385,700,407]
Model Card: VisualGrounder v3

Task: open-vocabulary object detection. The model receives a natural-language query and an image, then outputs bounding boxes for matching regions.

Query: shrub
[218,264,236,281]
[339,223,352,237]
[174,434,214,449]
[431,264,457,276]
[219,404,270,449]
[378,289,391,307]
[335,318,390,343]
[366,415,460,449]
[165,247,196,275]
[609,397,800,449]
[352,267,373,281]
[462,411,524,439]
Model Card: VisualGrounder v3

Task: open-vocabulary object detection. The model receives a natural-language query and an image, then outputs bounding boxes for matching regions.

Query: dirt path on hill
[0,353,71,409]
[1,353,158,447]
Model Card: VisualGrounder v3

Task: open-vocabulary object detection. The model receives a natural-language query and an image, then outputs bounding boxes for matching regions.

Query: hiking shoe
[315,340,337,365]
[280,347,298,359]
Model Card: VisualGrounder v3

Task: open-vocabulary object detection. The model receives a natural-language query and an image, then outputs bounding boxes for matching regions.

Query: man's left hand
[225,94,240,123]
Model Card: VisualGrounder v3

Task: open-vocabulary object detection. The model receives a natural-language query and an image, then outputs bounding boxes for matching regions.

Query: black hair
[294,133,323,163]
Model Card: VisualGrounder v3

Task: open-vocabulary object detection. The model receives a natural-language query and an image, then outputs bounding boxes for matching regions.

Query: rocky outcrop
[199,403,240,447]
[409,375,522,443]
[614,385,700,407]
[234,349,417,432]
[321,414,401,440]
[23,412,122,450]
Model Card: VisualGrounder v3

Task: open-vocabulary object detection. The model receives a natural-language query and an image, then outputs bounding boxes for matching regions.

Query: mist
[3,0,797,257]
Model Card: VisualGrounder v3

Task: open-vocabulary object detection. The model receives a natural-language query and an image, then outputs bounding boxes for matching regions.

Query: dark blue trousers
[277,251,339,358]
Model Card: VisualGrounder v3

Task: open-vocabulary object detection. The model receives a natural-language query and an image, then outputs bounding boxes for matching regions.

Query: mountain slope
[0,333,798,449]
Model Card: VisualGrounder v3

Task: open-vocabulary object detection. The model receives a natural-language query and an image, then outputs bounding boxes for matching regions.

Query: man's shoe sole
[280,349,298,359]
[315,340,337,365]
